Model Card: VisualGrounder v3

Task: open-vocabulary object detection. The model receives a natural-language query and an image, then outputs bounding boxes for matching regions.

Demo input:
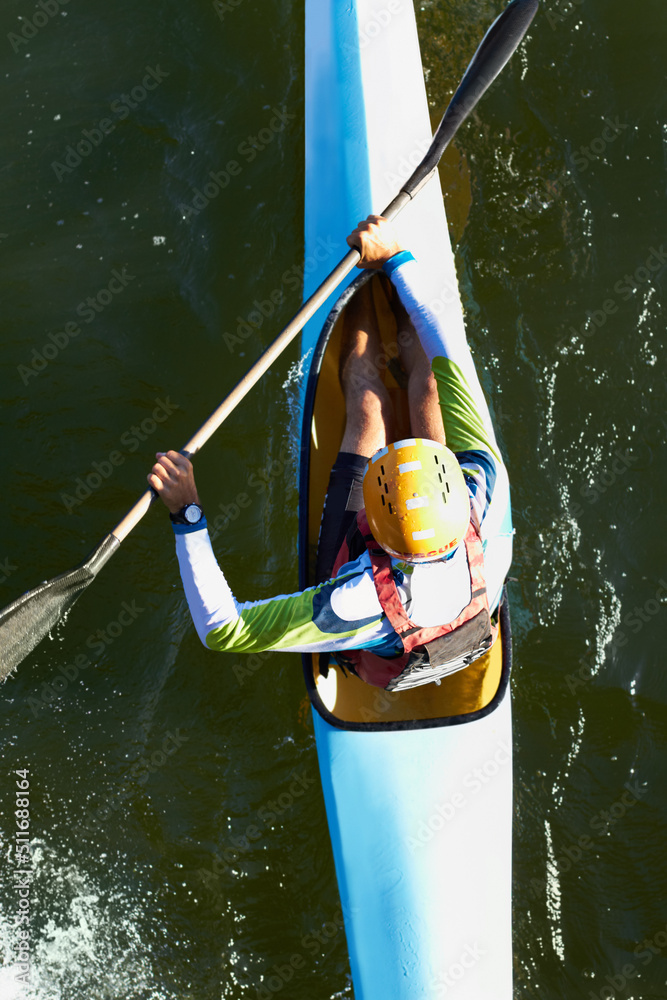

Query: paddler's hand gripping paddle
[0,0,539,680]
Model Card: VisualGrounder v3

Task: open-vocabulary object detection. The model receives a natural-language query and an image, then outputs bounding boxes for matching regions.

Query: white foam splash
[281,347,313,473]
[543,819,565,962]
[0,841,184,1000]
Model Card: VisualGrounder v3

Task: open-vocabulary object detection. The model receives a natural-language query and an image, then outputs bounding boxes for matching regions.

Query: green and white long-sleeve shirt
[174,255,513,657]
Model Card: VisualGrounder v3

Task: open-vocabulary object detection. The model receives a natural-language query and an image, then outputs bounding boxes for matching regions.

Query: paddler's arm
[147,451,240,645]
[148,451,397,654]
[347,214,476,367]
[347,215,512,599]
[347,215,505,457]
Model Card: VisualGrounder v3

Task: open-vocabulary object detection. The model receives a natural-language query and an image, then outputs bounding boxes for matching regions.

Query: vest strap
[332,508,498,690]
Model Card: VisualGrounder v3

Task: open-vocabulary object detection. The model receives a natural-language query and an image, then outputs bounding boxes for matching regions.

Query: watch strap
[171,516,208,535]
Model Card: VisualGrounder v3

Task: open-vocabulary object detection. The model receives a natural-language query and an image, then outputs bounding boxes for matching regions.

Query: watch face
[184,504,201,524]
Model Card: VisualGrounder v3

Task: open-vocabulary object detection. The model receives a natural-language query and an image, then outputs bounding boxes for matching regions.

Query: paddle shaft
[0,0,538,682]
[109,0,539,544]
[111,235,384,541]
[111,185,410,543]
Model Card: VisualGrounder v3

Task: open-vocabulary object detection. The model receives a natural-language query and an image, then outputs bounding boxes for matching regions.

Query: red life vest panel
[332,509,497,691]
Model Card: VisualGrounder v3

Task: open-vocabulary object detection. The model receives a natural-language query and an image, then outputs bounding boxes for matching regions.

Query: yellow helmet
[363,438,470,562]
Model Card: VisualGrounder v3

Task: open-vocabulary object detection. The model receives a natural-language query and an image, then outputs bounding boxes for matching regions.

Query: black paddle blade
[403,0,539,197]
[0,534,119,682]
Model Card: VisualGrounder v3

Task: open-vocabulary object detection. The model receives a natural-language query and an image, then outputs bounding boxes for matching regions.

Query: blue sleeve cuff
[171,516,208,535]
[382,250,415,277]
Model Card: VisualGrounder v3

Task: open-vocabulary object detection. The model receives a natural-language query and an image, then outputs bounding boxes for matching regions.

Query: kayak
[298,2,514,998]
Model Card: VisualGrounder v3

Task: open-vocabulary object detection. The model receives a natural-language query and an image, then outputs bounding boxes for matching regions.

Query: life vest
[332,509,497,692]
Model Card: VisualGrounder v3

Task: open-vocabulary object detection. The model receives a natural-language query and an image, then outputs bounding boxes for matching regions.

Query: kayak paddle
[0,0,538,680]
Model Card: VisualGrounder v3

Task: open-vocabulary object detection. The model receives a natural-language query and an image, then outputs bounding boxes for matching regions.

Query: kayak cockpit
[299,274,511,732]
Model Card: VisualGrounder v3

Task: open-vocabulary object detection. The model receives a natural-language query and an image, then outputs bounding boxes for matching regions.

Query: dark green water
[1,1,665,997]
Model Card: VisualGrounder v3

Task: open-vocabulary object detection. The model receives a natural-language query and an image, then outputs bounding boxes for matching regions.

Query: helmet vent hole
[380,465,385,475]
[438,473,442,483]
[388,502,394,514]
[442,492,447,504]
[381,495,385,506]
[446,482,450,493]
[384,483,388,494]
[377,475,382,486]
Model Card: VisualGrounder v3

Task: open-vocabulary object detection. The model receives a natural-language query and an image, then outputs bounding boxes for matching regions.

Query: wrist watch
[169,502,204,525]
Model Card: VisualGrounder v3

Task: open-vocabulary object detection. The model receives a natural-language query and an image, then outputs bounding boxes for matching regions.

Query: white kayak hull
[299,2,513,997]
[313,696,512,998]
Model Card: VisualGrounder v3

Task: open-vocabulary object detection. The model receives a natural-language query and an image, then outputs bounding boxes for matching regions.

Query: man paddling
[148,216,512,691]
